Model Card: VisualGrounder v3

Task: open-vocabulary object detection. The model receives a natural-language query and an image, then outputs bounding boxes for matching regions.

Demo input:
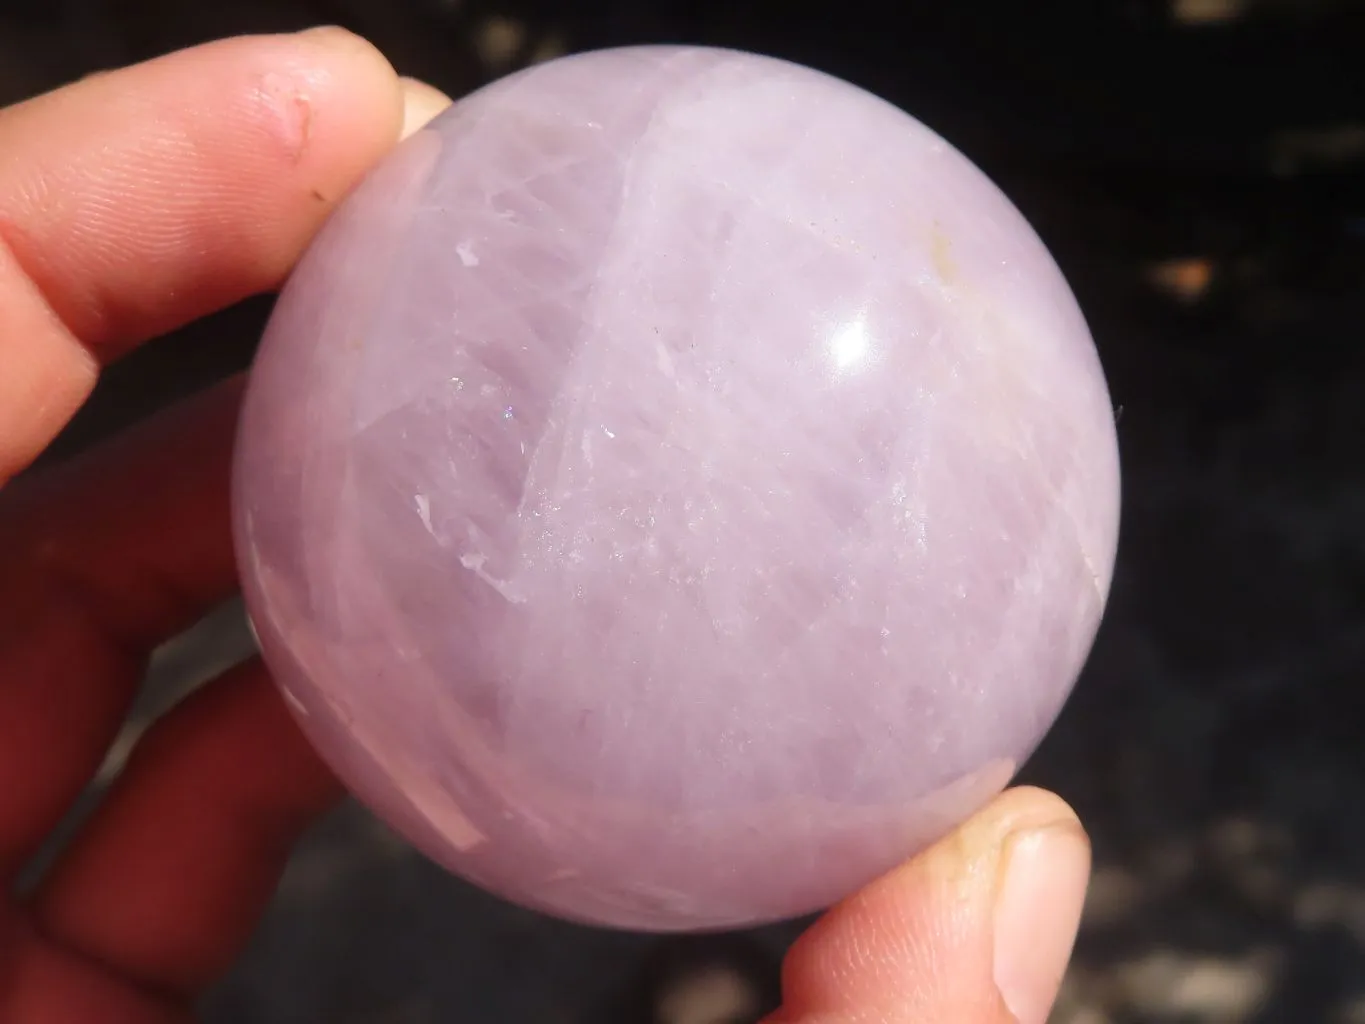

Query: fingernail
[400,78,454,138]
[992,821,1090,1024]
[297,25,347,39]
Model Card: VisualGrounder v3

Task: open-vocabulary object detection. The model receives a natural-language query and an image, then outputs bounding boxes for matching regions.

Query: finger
[1,71,455,644]
[26,659,343,998]
[0,380,244,877]
[770,787,1090,1024]
[0,27,406,483]
[0,71,454,878]
[0,918,184,1024]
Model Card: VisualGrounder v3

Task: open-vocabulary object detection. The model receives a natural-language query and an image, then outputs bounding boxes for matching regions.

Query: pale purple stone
[232,45,1121,931]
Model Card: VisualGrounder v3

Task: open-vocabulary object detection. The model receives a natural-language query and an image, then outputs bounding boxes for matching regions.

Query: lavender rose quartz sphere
[231,45,1121,931]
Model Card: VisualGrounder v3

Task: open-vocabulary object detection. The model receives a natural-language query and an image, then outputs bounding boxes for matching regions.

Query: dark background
[4,0,1365,1021]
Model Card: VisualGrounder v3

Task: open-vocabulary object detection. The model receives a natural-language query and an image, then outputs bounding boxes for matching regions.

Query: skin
[0,29,1091,1023]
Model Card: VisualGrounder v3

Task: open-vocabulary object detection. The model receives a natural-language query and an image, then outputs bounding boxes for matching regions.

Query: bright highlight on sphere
[232,45,1121,931]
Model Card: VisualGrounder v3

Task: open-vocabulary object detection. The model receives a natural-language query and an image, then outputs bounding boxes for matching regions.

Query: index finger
[0,27,406,483]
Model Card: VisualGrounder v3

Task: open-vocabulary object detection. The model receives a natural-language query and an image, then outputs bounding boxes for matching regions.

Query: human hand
[0,29,1090,1023]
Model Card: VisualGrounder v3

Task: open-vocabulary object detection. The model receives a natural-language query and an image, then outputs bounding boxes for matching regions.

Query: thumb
[770,786,1090,1024]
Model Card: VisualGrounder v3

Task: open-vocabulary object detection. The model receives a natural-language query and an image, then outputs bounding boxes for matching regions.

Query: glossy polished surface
[232,45,1121,931]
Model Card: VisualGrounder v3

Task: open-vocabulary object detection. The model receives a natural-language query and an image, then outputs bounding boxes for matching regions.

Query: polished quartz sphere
[232,45,1121,931]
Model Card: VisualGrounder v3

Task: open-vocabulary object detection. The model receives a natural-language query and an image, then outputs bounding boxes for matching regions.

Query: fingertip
[982,785,1083,834]
[0,26,410,358]
[993,817,1090,1024]
[267,26,407,202]
[775,787,1089,1023]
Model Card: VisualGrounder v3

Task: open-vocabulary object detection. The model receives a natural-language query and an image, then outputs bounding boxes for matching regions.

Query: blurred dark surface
[3,0,1365,1021]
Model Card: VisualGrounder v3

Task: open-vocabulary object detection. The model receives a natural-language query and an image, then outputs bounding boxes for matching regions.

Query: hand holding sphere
[0,32,1111,1024]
